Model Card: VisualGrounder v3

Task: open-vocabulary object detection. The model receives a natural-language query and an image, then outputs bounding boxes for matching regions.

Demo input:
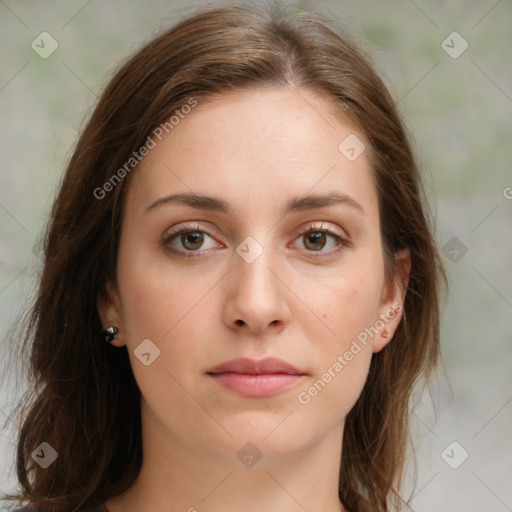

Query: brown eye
[179,231,205,251]
[293,223,351,257]
[303,231,327,251]
[163,223,220,256]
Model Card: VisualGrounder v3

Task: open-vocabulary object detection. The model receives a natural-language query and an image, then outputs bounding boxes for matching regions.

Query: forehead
[125,87,377,218]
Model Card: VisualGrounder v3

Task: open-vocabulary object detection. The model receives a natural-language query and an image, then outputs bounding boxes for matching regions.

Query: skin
[99,86,410,512]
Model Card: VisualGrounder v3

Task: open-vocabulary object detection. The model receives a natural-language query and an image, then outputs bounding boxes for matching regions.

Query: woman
[3,2,447,511]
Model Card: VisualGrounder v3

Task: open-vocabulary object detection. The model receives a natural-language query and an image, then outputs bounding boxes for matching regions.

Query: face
[98,87,410,466]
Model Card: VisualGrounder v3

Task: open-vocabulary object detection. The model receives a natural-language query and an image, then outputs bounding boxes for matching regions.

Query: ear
[372,248,411,353]
[97,280,126,347]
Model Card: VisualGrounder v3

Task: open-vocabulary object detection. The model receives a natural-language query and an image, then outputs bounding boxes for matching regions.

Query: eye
[163,223,221,256]
[291,222,351,257]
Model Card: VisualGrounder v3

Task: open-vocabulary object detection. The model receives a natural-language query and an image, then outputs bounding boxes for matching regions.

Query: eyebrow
[144,191,365,216]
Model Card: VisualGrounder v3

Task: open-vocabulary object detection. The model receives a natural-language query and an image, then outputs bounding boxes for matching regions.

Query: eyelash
[162,222,351,258]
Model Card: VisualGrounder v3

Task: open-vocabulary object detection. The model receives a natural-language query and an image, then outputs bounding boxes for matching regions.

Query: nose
[221,241,291,335]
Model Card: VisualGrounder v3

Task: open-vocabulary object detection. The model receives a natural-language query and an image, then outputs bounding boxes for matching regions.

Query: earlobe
[373,248,411,353]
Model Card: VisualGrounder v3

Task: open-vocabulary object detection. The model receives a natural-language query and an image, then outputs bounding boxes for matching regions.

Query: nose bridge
[225,232,290,331]
[235,233,280,301]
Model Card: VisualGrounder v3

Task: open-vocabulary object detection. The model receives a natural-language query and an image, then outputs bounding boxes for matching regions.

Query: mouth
[206,357,306,397]
[207,372,305,397]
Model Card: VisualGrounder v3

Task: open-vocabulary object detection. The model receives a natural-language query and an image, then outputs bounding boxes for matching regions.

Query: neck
[104,398,347,512]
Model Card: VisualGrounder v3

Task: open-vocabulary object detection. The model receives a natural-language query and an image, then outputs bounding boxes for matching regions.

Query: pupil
[183,232,203,249]
[306,232,325,250]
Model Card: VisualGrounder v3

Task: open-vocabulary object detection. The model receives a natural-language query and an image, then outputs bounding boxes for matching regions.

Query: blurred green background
[1,0,511,510]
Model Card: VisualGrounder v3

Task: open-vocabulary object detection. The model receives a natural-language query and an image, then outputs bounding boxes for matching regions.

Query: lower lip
[208,372,304,397]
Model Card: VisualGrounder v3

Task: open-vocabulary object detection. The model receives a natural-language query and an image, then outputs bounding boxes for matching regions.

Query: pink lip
[207,357,304,375]
[207,357,306,397]
[209,373,304,397]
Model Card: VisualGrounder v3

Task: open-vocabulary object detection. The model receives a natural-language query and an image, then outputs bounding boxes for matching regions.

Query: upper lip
[207,357,304,375]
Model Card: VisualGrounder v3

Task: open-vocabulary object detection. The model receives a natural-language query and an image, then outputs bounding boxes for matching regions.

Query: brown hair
[2,2,447,511]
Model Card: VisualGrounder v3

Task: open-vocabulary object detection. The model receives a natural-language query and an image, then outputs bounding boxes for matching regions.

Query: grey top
[12,505,108,512]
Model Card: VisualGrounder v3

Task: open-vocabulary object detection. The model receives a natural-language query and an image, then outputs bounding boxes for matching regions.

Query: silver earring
[102,326,118,344]
[382,329,390,338]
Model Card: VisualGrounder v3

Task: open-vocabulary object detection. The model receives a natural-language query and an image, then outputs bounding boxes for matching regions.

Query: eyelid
[162,222,220,247]
[163,221,213,240]
[293,221,350,242]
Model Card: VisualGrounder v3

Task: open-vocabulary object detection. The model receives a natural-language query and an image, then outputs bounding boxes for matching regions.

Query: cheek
[296,344,372,421]
[293,274,381,417]
[303,271,382,350]
[116,241,215,387]
[116,256,212,434]
[117,239,210,338]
